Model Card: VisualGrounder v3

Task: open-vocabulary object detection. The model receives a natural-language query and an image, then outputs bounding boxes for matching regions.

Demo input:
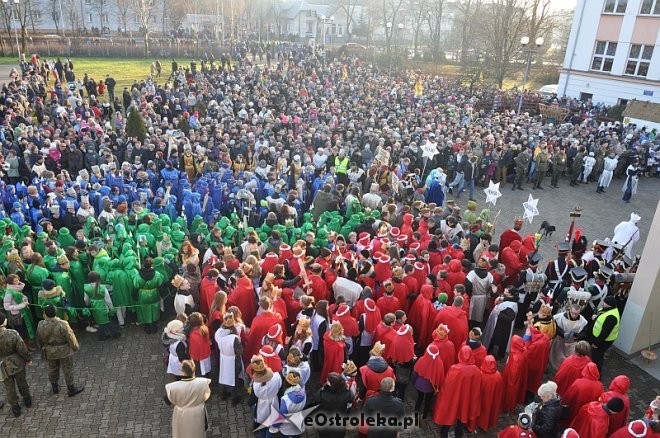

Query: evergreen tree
[126,106,147,141]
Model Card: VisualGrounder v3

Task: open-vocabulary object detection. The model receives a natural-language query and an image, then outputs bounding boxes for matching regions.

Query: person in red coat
[477,355,504,433]
[446,259,466,290]
[498,218,523,253]
[320,321,347,385]
[570,397,625,438]
[390,267,410,312]
[610,420,654,438]
[497,413,535,438]
[243,296,284,363]
[563,361,603,421]
[434,296,469,358]
[525,324,551,397]
[501,335,529,413]
[376,281,401,316]
[433,345,482,438]
[373,313,396,352]
[402,265,420,301]
[431,324,456,374]
[373,254,393,284]
[601,375,631,436]
[388,324,416,400]
[464,327,487,368]
[553,340,593,396]
[199,269,220,317]
[501,240,523,287]
[227,270,257,326]
[358,342,396,402]
[308,264,330,302]
[259,344,283,373]
[260,252,279,275]
[408,284,436,347]
[332,303,359,347]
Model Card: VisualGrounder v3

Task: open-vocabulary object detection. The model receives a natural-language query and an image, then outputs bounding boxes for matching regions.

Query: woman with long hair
[2,274,36,350]
[187,312,212,377]
[208,290,228,333]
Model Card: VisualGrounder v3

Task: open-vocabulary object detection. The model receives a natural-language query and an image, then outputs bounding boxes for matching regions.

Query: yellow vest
[592,307,620,342]
[335,156,349,174]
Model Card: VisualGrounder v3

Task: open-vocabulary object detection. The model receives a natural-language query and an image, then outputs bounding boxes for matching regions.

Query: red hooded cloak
[501,336,529,412]
[433,346,482,426]
[563,362,603,421]
[600,375,631,436]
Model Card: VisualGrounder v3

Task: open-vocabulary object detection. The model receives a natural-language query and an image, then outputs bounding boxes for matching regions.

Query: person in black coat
[364,377,405,438]
[316,372,353,438]
[532,381,563,438]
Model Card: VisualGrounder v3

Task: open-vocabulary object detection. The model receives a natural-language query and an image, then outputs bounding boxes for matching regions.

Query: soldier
[570,146,586,186]
[513,253,548,329]
[36,305,85,397]
[534,146,550,190]
[0,313,32,417]
[550,146,567,188]
[512,147,530,191]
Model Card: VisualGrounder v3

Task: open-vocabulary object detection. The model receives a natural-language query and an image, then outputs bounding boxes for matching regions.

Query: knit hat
[603,296,617,308]
[627,420,648,438]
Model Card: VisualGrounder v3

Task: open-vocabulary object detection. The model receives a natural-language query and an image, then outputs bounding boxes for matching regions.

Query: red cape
[199,277,219,317]
[408,285,436,347]
[601,375,631,435]
[414,346,445,389]
[387,325,415,363]
[434,305,469,357]
[569,401,610,438]
[563,362,603,421]
[554,354,592,396]
[332,314,359,338]
[526,328,551,393]
[359,360,396,400]
[374,322,395,351]
[433,346,482,426]
[320,332,346,384]
[497,425,536,438]
[463,342,487,368]
[391,281,410,313]
[244,311,284,363]
[499,229,522,253]
[309,274,330,303]
[431,336,457,375]
[227,277,257,326]
[376,295,401,316]
[475,355,504,433]
[610,422,657,438]
[501,336,529,413]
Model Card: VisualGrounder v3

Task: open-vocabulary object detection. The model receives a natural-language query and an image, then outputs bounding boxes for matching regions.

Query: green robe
[92,249,111,281]
[84,283,111,325]
[106,259,136,308]
[38,287,69,320]
[26,264,50,303]
[4,287,35,340]
[68,259,87,305]
[51,269,75,306]
[133,270,165,324]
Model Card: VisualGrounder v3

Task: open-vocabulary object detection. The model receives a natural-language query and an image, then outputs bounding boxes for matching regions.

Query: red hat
[409,242,421,252]
[336,303,350,317]
[280,244,291,251]
[358,236,370,246]
[388,324,414,363]
[397,235,408,244]
[358,232,370,240]
[390,227,401,237]
[380,238,390,245]
[627,420,648,438]
[265,252,278,260]
[414,261,425,271]
[379,254,391,264]
[259,344,276,356]
[404,254,416,263]
[267,325,282,340]
[560,429,579,438]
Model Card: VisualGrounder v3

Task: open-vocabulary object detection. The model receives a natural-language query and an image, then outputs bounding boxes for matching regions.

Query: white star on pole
[483,180,502,206]
[421,143,439,161]
[522,193,539,224]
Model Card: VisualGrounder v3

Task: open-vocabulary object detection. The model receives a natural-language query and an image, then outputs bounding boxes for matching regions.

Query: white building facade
[558,0,660,106]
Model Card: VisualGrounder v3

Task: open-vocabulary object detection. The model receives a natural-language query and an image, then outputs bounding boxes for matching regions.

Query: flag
[414,78,423,98]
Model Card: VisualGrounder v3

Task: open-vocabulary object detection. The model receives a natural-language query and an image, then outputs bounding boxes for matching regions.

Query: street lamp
[319,14,334,63]
[2,0,20,60]
[517,36,544,114]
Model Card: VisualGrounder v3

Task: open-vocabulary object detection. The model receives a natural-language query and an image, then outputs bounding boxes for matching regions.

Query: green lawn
[0,56,196,99]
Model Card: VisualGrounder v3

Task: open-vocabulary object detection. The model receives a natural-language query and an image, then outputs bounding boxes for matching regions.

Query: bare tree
[477,0,528,88]
[380,0,406,55]
[130,0,156,55]
[425,0,446,61]
[455,0,482,65]
[115,0,131,33]
[335,0,360,41]
[91,0,111,32]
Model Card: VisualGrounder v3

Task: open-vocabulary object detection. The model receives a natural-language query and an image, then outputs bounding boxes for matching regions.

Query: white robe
[216,328,243,386]
[599,156,618,188]
[621,165,639,196]
[582,156,596,182]
[548,312,588,371]
[612,220,640,258]
[253,373,283,424]
[165,377,211,438]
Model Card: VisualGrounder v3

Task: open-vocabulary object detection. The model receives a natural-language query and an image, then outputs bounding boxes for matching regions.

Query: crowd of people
[0,43,658,437]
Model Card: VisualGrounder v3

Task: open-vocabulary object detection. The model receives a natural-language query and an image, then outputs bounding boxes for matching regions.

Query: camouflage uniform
[36,316,82,394]
[534,150,550,189]
[0,325,32,411]
[551,151,567,188]
[513,150,530,190]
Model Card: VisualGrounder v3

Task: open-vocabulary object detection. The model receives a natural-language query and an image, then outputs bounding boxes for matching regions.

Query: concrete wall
[615,200,660,355]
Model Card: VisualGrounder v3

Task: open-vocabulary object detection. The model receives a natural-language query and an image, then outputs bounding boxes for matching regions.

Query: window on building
[604,0,628,13]
[591,41,617,72]
[306,21,313,34]
[618,98,629,106]
[580,92,593,101]
[337,25,343,36]
[85,0,91,4]
[625,44,653,77]
[640,0,660,14]
[88,13,93,23]
[101,13,108,23]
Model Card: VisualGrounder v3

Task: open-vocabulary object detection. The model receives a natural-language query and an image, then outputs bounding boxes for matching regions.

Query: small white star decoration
[421,143,439,161]
[483,180,502,206]
[522,194,539,224]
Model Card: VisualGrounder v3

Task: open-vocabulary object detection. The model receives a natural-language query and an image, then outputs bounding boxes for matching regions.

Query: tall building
[558,0,660,106]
